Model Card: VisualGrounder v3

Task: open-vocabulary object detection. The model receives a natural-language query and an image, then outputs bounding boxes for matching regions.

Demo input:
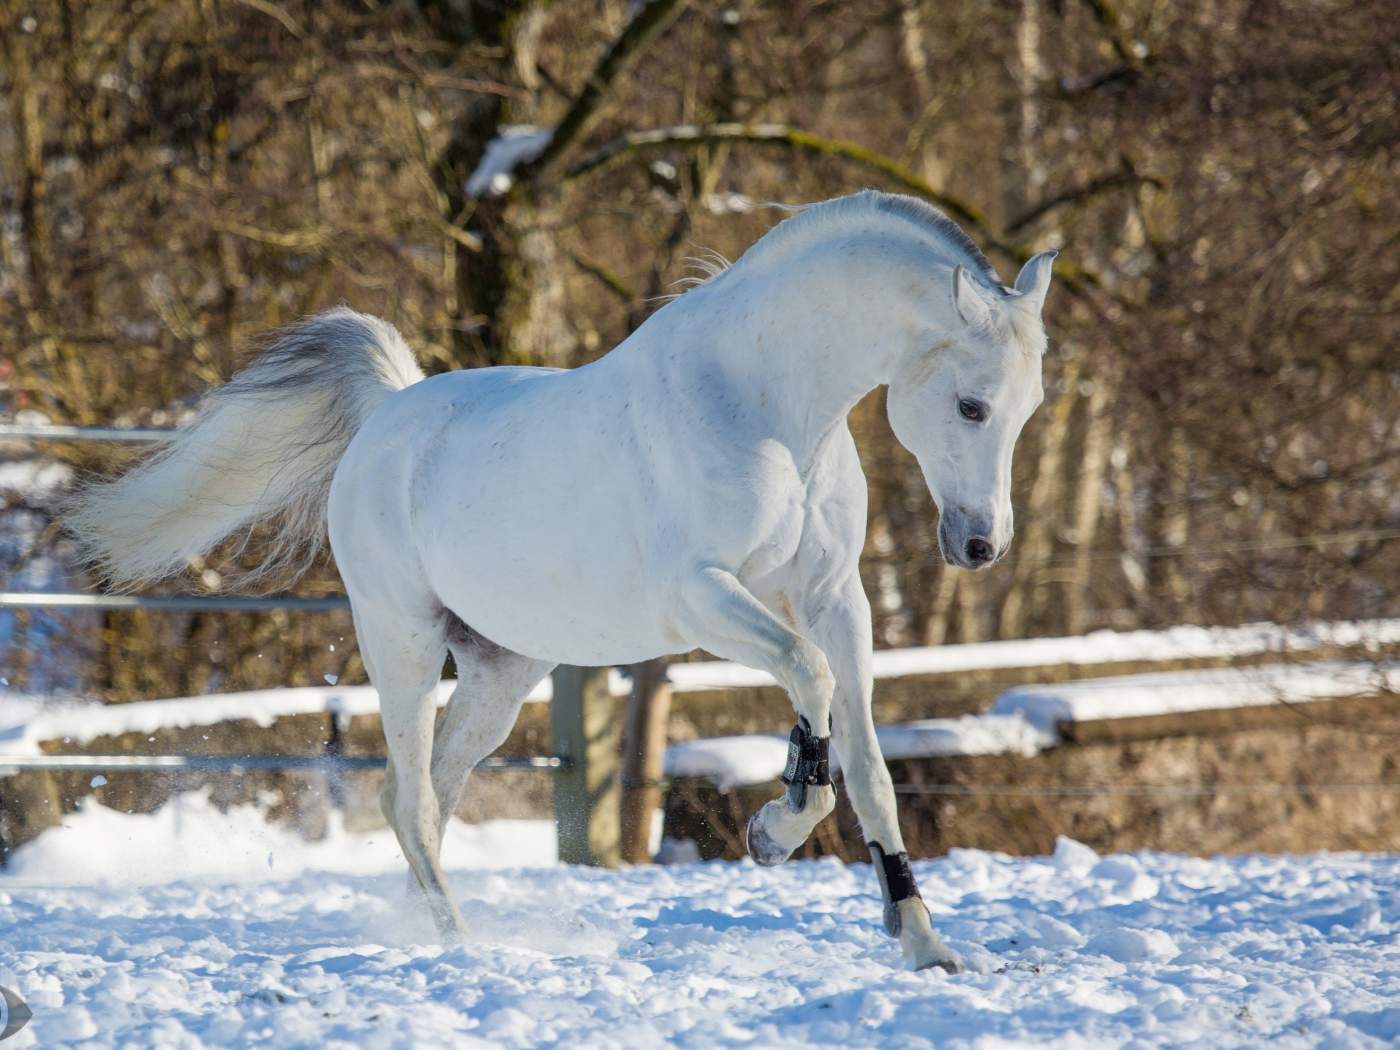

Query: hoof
[746,810,794,867]
[898,897,964,974]
[918,953,966,975]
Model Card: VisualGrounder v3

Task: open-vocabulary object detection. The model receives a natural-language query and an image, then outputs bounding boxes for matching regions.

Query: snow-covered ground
[2,793,1400,1048]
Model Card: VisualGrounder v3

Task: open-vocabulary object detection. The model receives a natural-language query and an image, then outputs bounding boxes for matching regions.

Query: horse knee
[787,640,834,715]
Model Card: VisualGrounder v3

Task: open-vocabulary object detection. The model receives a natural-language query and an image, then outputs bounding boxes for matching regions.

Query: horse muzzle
[937,512,1004,570]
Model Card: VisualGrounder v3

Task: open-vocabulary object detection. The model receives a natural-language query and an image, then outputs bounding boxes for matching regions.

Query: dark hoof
[921,956,966,975]
[746,812,794,867]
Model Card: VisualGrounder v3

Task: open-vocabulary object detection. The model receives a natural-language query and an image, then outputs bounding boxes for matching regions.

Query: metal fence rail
[0,425,352,611]
[892,782,1400,797]
[0,423,171,441]
[0,754,565,773]
[0,593,351,612]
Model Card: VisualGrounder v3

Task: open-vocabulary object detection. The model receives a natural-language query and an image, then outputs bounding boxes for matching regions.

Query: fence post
[619,658,672,863]
[550,665,620,867]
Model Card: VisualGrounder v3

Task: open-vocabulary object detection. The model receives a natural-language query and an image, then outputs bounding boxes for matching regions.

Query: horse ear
[951,264,991,328]
[1013,251,1058,312]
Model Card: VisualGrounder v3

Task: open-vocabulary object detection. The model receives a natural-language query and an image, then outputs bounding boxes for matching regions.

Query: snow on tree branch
[465,126,553,199]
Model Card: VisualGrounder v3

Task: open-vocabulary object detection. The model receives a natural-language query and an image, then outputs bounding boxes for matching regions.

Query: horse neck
[678,246,919,473]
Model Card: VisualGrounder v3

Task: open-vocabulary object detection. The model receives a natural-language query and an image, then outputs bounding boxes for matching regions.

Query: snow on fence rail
[992,658,1400,726]
[666,617,1400,691]
[5,618,1395,759]
[4,628,1397,792]
[661,659,1400,789]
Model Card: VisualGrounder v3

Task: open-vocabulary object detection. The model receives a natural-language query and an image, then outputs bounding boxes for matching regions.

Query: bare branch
[351,63,528,100]
[1005,166,1161,234]
[562,121,1118,299]
[521,0,692,186]
[564,122,991,233]
[571,252,639,303]
[1078,0,1142,69]
[233,0,306,40]
[212,221,327,249]
[419,211,484,252]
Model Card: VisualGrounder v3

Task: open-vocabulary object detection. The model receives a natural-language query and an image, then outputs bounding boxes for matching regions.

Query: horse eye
[958,398,986,422]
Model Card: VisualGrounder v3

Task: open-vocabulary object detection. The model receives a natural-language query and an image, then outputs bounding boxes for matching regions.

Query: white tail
[67,308,425,589]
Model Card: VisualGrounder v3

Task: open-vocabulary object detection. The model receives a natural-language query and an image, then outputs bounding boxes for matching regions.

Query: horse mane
[865,193,1007,291]
[677,190,1009,297]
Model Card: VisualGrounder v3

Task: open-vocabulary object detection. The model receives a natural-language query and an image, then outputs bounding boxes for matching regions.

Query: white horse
[69,190,1053,973]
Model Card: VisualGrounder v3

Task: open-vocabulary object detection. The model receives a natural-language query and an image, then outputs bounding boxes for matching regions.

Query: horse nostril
[965,538,994,564]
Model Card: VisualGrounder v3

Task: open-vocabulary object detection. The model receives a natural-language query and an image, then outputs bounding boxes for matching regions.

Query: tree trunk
[1004,0,1044,222]
[956,567,984,643]
[1065,373,1114,634]
[925,565,960,646]
[4,8,53,313]
[999,363,1078,639]
[1113,440,1147,615]
[497,192,577,366]
[1162,426,1194,619]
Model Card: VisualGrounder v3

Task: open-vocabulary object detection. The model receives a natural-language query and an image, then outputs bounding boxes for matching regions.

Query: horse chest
[724,448,809,581]
[736,499,806,582]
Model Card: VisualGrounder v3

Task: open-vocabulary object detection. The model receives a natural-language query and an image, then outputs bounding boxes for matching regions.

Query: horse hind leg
[428,614,554,844]
[354,601,467,939]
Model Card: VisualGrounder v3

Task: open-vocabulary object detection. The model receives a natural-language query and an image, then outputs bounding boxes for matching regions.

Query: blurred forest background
[0,0,1396,703]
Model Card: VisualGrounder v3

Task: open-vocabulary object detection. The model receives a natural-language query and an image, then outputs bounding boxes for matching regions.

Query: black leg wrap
[780,717,831,814]
[869,841,922,938]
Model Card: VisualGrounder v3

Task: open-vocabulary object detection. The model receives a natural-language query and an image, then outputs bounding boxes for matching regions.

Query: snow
[0,670,653,758]
[666,618,1400,691]
[0,685,446,758]
[663,735,790,790]
[464,126,552,198]
[4,793,1400,1047]
[661,657,1395,789]
[871,713,1057,762]
[5,618,1393,759]
[662,713,1057,790]
[0,460,73,501]
[0,789,554,887]
[993,659,1400,731]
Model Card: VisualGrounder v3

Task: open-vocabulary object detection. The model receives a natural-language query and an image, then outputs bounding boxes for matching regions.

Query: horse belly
[436,529,671,665]
[417,436,675,666]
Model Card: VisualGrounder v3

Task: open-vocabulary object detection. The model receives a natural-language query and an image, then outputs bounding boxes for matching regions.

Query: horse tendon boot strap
[780,716,830,813]
[869,841,923,937]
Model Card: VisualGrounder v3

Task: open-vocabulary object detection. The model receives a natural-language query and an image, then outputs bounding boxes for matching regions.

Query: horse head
[885,251,1056,570]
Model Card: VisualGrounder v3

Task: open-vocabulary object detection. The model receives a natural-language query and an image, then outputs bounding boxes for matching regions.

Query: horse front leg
[811,576,963,973]
[677,566,837,866]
